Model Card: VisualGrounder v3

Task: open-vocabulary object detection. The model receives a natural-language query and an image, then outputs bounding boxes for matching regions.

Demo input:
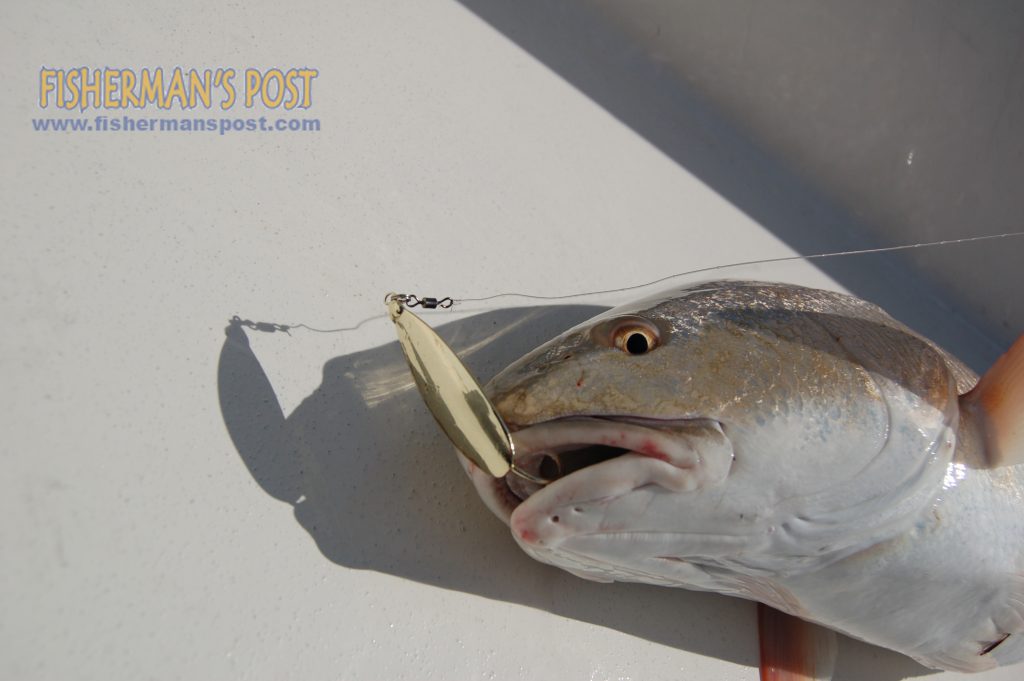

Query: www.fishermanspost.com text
[32,115,321,135]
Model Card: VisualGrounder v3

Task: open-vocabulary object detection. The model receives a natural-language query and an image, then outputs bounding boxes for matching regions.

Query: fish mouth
[465,415,721,524]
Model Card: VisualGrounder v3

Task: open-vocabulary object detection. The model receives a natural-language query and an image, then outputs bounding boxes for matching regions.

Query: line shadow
[217,305,934,680]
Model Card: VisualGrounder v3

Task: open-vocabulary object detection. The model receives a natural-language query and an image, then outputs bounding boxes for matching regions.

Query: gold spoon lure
[385,293,547,484]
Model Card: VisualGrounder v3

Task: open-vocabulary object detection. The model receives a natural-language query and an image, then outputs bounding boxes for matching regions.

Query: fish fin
[758,603,836,681]
[961,334,1024,467]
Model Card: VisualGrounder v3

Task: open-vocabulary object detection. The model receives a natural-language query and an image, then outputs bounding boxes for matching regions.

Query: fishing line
[237,231,1023,334]
[289,315,382,334]
[456,232,1024,305]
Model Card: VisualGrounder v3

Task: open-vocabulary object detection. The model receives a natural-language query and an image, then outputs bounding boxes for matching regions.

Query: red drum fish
[452,281,1024,676]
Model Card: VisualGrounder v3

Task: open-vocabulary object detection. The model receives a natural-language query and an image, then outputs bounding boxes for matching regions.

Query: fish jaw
[453,415,742,584]
[505,418,734,544]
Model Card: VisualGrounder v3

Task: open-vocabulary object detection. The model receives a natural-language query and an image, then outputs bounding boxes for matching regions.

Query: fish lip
[507,414,714,460]
[506,414,708,434]
[471,414,713,523]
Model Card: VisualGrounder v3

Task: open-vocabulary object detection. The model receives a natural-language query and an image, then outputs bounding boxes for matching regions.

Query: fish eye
[613,324,659,355]
[591,315,665,353]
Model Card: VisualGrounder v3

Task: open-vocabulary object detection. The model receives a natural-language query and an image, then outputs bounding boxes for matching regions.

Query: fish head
[456,281,961,589]
[457,286,757,585]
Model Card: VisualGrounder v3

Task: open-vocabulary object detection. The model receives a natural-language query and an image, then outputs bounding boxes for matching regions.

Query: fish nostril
[551,515,559,523]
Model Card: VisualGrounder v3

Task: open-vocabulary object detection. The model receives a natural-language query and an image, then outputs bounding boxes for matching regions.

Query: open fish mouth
[467,416,730,523]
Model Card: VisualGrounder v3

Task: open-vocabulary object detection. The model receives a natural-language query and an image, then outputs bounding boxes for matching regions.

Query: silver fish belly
[456,280,1024,673]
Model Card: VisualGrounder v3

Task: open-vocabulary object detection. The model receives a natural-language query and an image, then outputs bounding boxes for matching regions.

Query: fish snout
[510,495,605,549]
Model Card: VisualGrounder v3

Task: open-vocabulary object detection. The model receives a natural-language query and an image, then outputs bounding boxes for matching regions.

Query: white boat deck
[3,2,1021,679]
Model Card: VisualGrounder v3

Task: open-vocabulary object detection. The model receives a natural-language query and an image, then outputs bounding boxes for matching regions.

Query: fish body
[457,281,1024,672]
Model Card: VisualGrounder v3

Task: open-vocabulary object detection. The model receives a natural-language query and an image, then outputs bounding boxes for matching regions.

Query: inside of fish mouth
[500,415,723,503]
[506,443,631,501]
